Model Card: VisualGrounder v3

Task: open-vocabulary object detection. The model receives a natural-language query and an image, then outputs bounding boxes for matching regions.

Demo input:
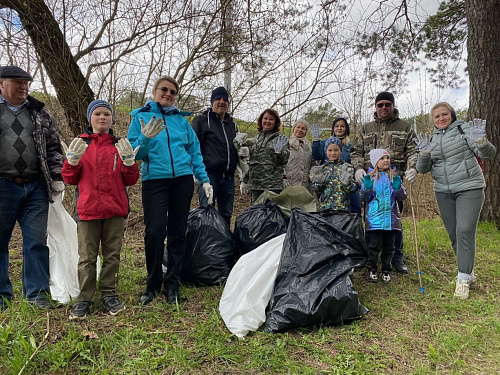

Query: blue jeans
[0,178,50,301]
[198,173,235,227]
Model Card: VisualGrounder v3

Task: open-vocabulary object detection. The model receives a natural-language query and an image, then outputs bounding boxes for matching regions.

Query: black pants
[367,230,396,273]
[142,176,194,293]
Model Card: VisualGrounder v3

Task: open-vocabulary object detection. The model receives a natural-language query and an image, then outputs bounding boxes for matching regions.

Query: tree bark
[466,0,500,226]
[0,0,94,136]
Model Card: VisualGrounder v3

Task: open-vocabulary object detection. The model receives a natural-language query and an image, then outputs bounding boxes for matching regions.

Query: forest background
[0,1,499,373]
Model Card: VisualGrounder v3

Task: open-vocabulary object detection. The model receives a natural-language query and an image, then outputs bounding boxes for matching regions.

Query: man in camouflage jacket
[351,91,418,274]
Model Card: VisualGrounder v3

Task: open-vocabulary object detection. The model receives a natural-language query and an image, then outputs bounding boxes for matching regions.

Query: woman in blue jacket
[127,76,213,306]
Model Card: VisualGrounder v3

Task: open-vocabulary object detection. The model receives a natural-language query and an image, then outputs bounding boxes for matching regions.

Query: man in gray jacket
[351,91,418,274]
[0,66,64,310]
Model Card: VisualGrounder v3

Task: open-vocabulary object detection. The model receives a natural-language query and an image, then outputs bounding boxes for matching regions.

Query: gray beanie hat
[369,149,390,168]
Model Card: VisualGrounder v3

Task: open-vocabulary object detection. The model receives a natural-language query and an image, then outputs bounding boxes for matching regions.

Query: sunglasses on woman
[156,87,178,96]
[376,102,393,108]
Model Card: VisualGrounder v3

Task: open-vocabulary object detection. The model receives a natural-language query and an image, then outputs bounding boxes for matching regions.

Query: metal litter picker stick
[409,183,424,294]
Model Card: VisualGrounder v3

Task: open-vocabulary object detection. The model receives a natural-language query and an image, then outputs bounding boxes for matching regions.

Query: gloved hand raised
[273,135,289,154]
[202,182,214,205]
[466,118,487,145]
[310,123,324,141]
[234,132,248,145]
[140,116,166,139]
[309,166,326,183]
[355,169,366,185]
[414,132,437,157]
[116,138,140,167]
[339,164,352,186]
[66,137,88,166]
[362,174,374,190]
[391,175,402,190]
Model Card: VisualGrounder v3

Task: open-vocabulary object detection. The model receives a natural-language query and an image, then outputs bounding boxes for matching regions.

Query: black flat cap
[0,66,33,81]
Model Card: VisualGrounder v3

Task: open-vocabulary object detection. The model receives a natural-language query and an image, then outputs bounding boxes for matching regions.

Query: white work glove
[240,182,249,195]
[51,181,65,197]
[234,132,248,145]
[116,138,140,167]
[404,168,418,182]
[273,135,289,154]
[466,118,487,145]
[339,164,352,186]
[66,137,88,166]
[309,166,326,183]
[140,116,166,139]
[414,132,437,157]
[202,182,213,204]
[310,123,324,141]
[355,169,366,185]
[239,146,250,160]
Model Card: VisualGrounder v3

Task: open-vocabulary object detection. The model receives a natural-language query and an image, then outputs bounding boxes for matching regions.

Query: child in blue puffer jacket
[360,149,407,283]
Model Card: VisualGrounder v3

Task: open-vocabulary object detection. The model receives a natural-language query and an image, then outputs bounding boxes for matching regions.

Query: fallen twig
[18,312,50,375]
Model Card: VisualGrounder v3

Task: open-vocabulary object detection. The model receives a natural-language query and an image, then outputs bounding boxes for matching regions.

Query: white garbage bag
[219,234,285,337]
[47,195,80,304]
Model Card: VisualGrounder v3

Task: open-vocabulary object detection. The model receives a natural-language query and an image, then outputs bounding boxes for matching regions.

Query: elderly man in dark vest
[0,66,64,310]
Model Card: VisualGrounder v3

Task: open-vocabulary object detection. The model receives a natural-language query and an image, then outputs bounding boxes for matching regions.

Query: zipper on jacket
[220,115,231,177]
[113,153,117,171]
[161,111,176,178]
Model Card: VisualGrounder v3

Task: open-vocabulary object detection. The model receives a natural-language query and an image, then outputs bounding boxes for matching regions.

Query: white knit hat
[369,149,390,167]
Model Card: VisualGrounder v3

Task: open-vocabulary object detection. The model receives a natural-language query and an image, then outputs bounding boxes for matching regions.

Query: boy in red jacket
[62,100,139,319]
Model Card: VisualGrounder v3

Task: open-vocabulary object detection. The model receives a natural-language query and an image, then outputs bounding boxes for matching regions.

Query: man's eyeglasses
[376,102,393,108]
[156,87,178,96]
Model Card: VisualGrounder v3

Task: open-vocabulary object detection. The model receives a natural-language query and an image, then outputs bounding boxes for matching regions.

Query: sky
[351,0,469,118]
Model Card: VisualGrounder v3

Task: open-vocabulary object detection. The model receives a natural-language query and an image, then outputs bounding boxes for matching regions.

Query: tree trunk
[466,0,500,226]
[0,0,94,136]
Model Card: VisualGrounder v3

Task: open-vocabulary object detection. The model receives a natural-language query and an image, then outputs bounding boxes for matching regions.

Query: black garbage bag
[180,205,238,286]
[233,199,287,255]
[264,209,369,333]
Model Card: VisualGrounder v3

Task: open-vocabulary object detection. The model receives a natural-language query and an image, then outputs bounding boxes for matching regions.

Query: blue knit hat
[324,136,343,154]
[87,100,114,122]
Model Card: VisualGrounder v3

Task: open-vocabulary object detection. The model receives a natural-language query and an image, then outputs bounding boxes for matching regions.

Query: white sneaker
[454,279,470,299]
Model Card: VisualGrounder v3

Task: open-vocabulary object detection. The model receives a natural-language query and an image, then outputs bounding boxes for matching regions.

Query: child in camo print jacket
[310,137,356,213]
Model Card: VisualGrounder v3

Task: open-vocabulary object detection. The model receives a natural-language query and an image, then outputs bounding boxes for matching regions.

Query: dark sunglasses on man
[376,102,393,108]
[157,87,178,96]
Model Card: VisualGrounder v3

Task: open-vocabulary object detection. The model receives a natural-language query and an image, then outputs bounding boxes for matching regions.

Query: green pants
[76,217,124,302]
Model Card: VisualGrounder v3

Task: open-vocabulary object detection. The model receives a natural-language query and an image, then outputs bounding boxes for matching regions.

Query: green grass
[1,218,499,374]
